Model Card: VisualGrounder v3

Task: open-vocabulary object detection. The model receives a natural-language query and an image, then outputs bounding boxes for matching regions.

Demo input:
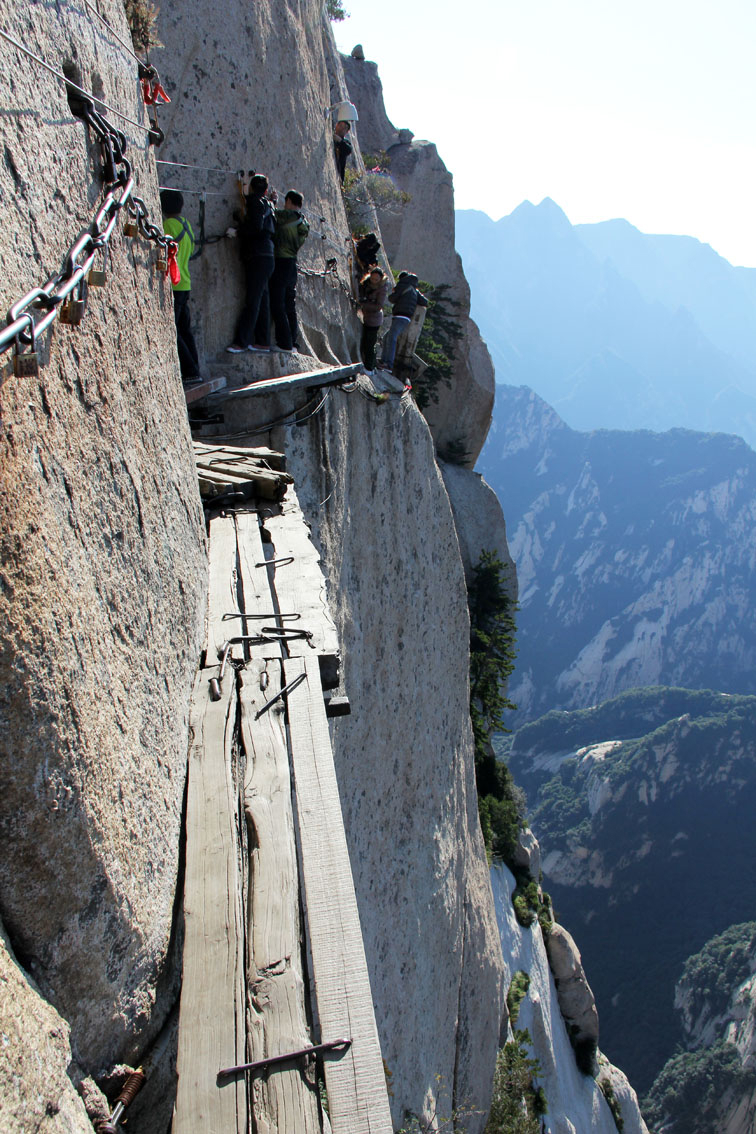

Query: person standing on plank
[160,190,201,385]
[380,271,428,373]
[270,190,309,352]
[358,267,389,375]
[226,174,276,353]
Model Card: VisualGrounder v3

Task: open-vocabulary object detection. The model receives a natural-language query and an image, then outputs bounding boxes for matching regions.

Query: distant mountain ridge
[456,200,756,447]
[478,385,756,724]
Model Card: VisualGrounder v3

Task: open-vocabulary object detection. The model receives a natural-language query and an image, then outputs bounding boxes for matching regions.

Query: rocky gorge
[0,2,647,1132]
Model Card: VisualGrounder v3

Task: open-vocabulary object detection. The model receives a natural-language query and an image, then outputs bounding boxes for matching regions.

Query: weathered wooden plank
[174,668,246,1134]
[240,660,322,1133]
[224,363,362,400]
[206,514,238,664]
[263,488,341,688]
[285,655,393,1134]
[234,511,285,665]
[193,441,287,470]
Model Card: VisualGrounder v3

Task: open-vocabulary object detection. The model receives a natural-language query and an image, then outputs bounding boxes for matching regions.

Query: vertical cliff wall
[0,0,206,1125]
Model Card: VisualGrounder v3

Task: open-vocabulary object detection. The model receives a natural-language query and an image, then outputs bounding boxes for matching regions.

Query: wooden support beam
[285,655,393,1134]
[223,363,362,400]
[240,660,322,1133]
[174,668,246,1134]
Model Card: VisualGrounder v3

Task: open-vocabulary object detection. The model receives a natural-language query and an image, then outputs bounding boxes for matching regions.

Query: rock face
[0,0,206,1087]
[508,686,756,1092]
[490,864,648,1134]
[342,52,495,467]
[479,384,756,722]
[154,0,360,365]
[0,921,92,1133]
[284,387,505,1127]
[544,925,599,1052]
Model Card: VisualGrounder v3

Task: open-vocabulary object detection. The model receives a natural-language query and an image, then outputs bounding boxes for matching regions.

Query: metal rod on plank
[218,1038,351,1080]
[254,672,307,719]
[222,611,301,621]
[255,556,294,569]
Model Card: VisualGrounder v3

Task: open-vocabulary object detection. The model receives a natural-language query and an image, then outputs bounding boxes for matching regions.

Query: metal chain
[0,97,176,363]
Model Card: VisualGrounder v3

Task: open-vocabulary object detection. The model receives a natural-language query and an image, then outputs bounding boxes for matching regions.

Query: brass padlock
[59,298,86,326]
[155,255,167,272]
[14,351,39,378]
[123,220,139,237]
[88,268,107,287]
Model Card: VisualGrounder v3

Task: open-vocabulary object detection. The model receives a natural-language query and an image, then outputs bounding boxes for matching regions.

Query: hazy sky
[334,0,756,268]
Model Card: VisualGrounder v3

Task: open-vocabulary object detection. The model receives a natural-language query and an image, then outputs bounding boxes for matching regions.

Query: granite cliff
[0,2,646,1131]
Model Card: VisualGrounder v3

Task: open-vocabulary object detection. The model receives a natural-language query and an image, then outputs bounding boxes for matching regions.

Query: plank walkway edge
[224,363,362,399]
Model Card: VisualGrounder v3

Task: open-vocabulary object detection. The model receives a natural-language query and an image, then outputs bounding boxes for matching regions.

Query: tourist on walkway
[227,175,276,354]
[380,271,427,372]
[358,267,389,374]
[160,190,201,384]
[270,190,309,352]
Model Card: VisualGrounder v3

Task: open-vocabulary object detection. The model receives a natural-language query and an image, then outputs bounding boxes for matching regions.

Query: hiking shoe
[275,346,294,353]
[248,344,270,353]
[226,343,246,353]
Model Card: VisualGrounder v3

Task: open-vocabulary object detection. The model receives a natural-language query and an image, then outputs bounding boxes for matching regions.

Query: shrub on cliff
[485,1030,547,1133]
[468,551,522,861]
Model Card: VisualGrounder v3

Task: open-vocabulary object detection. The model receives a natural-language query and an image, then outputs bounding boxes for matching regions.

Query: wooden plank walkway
[241,660,322,1132]
[286,654,394,1134]
[174,668,246,1134]
[176,497,392,1134]
[262,489,341,689]
[224,363,362,399]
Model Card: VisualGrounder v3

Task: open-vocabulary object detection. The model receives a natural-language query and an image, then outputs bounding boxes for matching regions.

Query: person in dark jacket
[269,190,309,352]
[358,267,389,374]
[160,189,201,385]
[227,174,276,353]
[333,120,353,183]
[380,271,428,372]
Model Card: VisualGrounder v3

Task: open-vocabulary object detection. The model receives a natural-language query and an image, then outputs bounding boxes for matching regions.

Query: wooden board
[240,660,322,1133]
[174,668,246,1134]
[234,511,285,665]
[206,514,239,665]
[224,363,362,400]
[263,488,341,689]
[194,441,286,471]
[285,655,393,1134]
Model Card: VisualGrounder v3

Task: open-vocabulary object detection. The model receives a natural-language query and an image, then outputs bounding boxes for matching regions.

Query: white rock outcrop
[491,863,649,1133]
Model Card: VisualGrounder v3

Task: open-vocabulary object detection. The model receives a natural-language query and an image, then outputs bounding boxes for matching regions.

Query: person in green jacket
[160,190,201,384]
[269,190,309,352]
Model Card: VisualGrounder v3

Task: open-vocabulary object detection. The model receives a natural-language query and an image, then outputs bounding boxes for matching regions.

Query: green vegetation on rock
[467,551,521,862]
[413,282,464,410]
[484,1030,547,1134]
[506,971,530,1026]
[642,1041,756,1133]
[679,921,756,1020]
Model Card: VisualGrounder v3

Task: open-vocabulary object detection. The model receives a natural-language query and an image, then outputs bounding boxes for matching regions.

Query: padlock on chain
[59,281,88,327]
[59,299,84,326]
[14,349,39,378]
[88,266,107,287]
[13,320,39,377]
[123,218,139,238]
[155,251,168,273]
